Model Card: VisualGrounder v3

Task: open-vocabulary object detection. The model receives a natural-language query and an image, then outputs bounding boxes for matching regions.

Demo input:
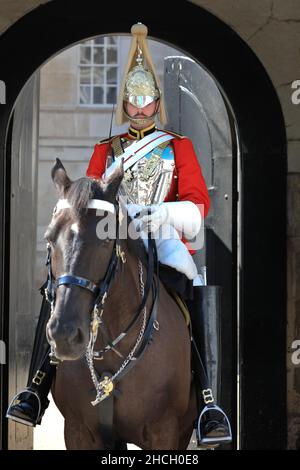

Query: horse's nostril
[50,321,84,347]
[69,327,83,346]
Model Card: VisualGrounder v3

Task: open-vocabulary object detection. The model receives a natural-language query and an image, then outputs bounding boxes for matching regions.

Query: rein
[45,198,159,405]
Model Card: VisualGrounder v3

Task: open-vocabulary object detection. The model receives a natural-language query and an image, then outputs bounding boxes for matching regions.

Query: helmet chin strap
[123,101,160,128]
[129,116,155,127]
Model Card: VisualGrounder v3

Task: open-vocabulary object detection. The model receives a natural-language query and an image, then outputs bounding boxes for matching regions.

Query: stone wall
[0,0,50,34]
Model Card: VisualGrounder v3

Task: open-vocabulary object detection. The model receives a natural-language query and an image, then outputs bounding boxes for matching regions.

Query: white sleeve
[163,201,202,239]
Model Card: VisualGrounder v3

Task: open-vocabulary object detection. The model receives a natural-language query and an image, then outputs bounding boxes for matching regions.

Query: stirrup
[196,404,232,446]
[6,388,42,427]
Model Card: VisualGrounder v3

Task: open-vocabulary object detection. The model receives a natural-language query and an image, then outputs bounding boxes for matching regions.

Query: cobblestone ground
[34,395,200,450]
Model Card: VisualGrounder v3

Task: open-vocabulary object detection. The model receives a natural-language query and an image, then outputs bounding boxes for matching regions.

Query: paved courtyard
[34,395,198,450]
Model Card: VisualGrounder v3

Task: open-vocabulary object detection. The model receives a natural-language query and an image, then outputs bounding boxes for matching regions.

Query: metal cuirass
[112,137,175,205]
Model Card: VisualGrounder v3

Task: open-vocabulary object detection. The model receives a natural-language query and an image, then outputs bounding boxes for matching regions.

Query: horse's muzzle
[47,316,88,361]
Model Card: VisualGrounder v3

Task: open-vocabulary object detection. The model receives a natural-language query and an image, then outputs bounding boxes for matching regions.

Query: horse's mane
[66,177,105,215]
[64,176,148,265]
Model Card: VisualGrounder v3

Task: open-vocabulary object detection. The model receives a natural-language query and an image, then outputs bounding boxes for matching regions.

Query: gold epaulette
[97,136,114,145]
[111,136,124,157]
[163,129,185,139]
[96,135,125,157]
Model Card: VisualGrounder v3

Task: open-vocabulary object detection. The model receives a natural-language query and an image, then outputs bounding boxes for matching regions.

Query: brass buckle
[32,370,46,386]
[99,376,114,400]
[116,244,126,263]
[202,388,214,404]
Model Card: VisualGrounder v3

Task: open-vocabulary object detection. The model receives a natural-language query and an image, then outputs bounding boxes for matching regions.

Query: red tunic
[86,131,210,253]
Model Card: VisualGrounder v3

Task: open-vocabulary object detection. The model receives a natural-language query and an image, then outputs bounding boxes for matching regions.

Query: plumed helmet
[115,23,167,125]
[124,64,160,108]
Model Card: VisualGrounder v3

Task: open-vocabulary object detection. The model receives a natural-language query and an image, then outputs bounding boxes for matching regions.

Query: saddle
[167,290,190,326]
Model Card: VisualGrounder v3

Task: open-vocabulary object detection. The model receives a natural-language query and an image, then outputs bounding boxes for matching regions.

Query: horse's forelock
[66,177,105,216]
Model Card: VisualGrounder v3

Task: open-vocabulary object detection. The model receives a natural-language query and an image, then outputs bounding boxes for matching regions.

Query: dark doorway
[0,0,286,449]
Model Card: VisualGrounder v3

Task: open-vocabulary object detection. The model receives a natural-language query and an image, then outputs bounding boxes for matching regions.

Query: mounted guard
[7,22,231,448]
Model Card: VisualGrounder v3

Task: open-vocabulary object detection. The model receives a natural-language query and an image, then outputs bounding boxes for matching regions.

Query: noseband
[45,198,159,404]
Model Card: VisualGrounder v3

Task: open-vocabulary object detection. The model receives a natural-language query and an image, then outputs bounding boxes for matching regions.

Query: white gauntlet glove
[134,201,202,238]
[135,204,168,233]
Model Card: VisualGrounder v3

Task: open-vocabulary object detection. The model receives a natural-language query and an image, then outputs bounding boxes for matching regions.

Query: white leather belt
[104,131,175,178]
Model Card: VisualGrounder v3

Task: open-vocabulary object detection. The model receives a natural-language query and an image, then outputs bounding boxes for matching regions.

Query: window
[79,36,119,106]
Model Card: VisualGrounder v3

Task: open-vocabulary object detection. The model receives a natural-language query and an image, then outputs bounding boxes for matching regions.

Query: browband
[55,199,115,214]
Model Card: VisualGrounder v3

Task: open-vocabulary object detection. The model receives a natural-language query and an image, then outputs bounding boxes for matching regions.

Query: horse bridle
[45,198,159,370]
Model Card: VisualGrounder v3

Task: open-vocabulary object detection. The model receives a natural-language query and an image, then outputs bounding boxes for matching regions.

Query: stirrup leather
[6,389,42,427]
[196,404,232,446]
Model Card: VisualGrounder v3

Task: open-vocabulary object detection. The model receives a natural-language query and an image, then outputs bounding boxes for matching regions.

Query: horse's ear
[51,158,72,196]
[102,158,124,202]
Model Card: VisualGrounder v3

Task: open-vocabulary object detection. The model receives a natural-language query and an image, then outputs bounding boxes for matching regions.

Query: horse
[45,158,197,450]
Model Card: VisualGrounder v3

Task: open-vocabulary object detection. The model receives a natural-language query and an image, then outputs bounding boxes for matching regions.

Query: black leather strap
[111,235,160,385]
[56,275,99,294]
[98,371,115,450]
[95,231,156,358]
[191,337,211,392]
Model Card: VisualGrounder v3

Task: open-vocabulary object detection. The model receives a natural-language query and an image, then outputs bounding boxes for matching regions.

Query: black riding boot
[186,285,232,447]
[6,292,56,427]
